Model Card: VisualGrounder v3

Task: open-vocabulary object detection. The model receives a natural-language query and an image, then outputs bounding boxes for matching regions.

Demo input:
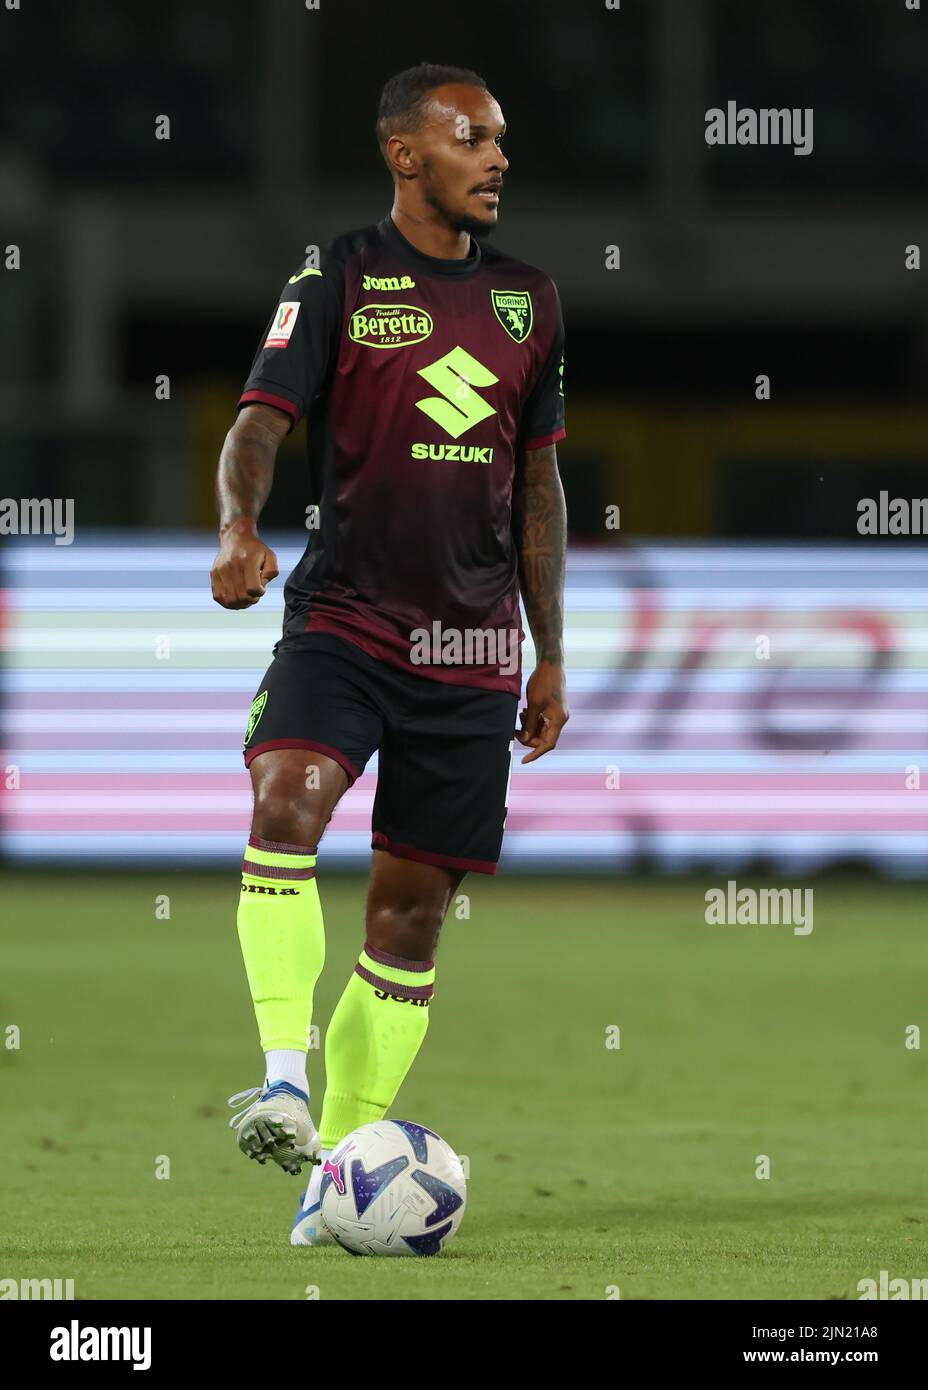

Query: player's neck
[388,205,472,262]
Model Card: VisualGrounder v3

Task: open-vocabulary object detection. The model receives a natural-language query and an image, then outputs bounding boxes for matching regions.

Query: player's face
[415,84,509,237]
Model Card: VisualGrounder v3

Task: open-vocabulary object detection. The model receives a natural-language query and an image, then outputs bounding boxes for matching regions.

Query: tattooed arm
[210,403,289,609]
[512,443,570,763]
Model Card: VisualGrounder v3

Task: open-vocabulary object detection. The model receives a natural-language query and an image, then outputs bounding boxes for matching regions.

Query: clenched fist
[211,519,279,610]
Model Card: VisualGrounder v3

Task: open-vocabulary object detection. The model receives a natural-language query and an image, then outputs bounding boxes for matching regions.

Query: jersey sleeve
[518,285,566,451]
[238,256,344,431]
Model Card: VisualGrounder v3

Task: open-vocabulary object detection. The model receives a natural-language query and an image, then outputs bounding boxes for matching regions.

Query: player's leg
[320,850,463,1138]
[365,848,464,959]
[241,744,350,1062]
[231,748,347,1173]
[231,637,382,1176]
[294,678,516,1241]
[319,679,516,1150]
[292,852,463,1244]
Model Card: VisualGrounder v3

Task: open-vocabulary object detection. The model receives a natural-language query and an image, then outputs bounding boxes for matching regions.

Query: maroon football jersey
[238,215,565,695]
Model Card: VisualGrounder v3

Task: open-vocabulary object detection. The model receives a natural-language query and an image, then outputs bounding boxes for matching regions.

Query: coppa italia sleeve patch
[264,301,300,349]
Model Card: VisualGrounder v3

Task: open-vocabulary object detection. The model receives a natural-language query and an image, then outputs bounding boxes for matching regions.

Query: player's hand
[516,660,569,763]
[210,520,279,610]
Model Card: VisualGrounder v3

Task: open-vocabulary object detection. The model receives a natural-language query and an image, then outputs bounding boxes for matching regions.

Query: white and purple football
[319,1120,466,1256]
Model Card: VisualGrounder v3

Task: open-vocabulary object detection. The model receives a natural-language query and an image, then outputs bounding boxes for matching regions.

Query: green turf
[0,873,925,1300]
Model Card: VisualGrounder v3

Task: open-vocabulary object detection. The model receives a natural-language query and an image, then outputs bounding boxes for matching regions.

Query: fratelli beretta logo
[491,289,533,343]
[244,690,268,745]
[349,303,433,349]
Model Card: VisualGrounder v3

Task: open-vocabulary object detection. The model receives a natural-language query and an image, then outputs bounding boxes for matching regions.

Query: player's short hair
[376,62,488,167]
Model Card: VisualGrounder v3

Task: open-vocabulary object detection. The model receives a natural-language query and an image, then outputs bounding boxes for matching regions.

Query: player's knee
[366,901,442,961]
[250,773,325,849]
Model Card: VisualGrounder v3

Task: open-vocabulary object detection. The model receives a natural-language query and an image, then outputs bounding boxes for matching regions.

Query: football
[319,1120,466,1256]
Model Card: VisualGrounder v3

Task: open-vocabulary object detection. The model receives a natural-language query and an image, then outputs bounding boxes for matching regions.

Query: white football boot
[290,1153,337,1245]
[228,1082,321,1176]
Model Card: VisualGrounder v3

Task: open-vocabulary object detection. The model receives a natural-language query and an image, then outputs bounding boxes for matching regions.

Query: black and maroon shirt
[238,214,566,696]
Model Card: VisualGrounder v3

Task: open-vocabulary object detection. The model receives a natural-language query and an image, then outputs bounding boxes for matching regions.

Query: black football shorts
[242,632,519,874]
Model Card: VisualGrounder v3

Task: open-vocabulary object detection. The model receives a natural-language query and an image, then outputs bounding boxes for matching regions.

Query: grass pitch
[0,873,924,1300]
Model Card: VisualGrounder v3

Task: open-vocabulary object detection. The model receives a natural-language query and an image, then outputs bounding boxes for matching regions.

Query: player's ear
[386,134,416,180]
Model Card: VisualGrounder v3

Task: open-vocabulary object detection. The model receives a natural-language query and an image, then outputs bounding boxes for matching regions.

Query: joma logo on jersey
[349,303,432,349]
[415,345,498,439]
[410,443,494,463]
[491,289,533,343]
[241,884,299,896]
[373,990,431,1006]
[362,274,416,290]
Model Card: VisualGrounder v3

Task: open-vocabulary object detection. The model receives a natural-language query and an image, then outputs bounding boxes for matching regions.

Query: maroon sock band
[247,833,319,856]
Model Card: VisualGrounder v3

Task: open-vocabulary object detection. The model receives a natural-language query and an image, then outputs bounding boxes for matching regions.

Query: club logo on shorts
[491,289,533,343]
[348,303,433,349]
[244,690,268,745]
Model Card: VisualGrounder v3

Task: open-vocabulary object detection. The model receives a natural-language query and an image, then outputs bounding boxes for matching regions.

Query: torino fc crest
[244,690,268,745]
[490,289,533,344]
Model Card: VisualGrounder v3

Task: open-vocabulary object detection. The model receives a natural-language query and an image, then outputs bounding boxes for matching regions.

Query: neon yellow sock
[236,835,325,1054]
[319,942,435,1148]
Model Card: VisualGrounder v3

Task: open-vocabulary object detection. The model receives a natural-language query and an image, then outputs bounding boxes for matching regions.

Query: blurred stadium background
[2,0,927,875]
[2,0,927,1306]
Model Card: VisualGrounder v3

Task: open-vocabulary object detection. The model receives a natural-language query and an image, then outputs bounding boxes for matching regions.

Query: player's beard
[450,210,496,239]
[421,165,496,239]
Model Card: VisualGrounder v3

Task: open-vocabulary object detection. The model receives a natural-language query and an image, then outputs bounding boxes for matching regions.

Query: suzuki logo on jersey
[265,302,300,349]
[349,303,433,349]
[410,443,494,463]
[414,345,498,439]
[491,289,533,343]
